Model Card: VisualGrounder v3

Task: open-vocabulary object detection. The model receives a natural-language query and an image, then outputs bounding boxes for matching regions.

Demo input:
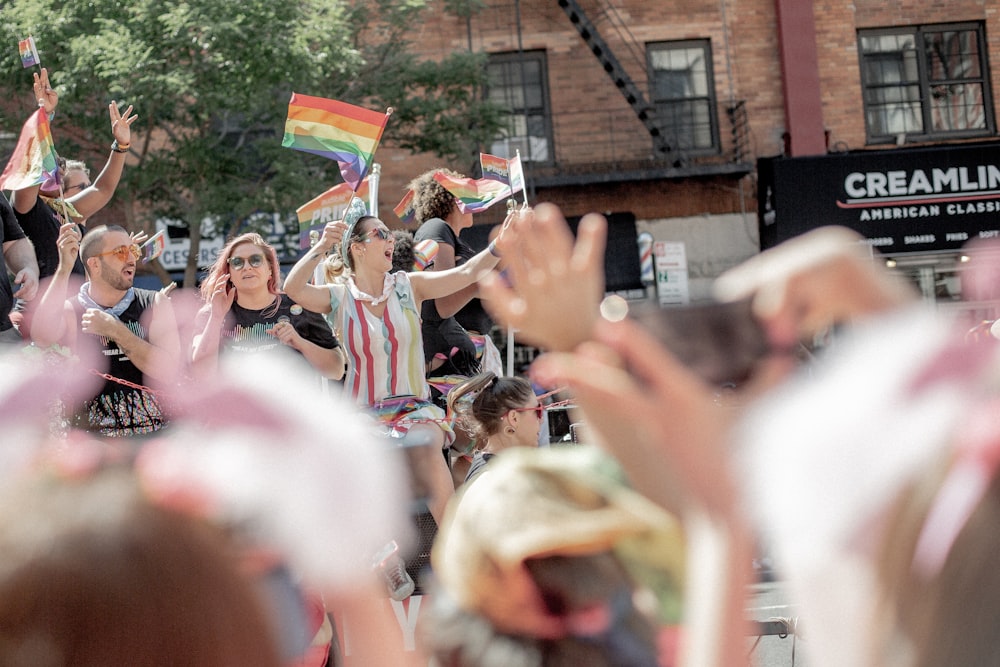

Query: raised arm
[68,102,138,222]
[31,223,79,347]
[10,68,59,215]
[408,244,501,305]
[283,221,344,314]
[190,275,236,375]
[421,236,478,319]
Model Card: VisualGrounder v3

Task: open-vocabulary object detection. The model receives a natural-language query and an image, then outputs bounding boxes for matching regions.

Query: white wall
[637,212,760,302]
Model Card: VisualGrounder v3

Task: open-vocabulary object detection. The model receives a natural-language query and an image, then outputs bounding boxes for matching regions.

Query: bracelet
[47,110,55,121]
[111,140,130,153]
[488,239,501,258]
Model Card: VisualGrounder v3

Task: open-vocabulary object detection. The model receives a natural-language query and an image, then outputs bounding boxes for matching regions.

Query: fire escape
[548,0,752,184]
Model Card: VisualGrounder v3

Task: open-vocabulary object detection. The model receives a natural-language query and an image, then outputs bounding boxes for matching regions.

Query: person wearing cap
[191,232,344,381]
[425,445,685,667]
[283,200,515,524]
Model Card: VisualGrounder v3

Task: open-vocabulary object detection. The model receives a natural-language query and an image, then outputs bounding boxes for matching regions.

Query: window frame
[858,22,995,144]
[646,38,721,156]
[485,50,554,164]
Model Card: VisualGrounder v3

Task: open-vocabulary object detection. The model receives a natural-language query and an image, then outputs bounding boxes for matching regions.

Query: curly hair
[408,168,464,224]
[391,230,416,273]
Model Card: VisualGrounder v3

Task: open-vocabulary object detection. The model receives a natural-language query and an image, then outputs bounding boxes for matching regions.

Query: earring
[504,426,516,434]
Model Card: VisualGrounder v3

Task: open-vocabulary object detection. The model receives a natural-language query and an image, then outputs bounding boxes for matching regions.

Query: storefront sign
[758,142,1000,253]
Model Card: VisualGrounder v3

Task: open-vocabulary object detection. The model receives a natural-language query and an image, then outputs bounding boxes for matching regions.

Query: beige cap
[432,445,685,638]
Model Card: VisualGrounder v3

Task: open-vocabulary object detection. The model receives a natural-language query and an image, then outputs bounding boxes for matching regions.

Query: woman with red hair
[191,233,345,380]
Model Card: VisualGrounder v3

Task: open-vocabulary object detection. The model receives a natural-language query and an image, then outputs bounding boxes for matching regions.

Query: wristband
[488,239,501,258]
[111,140,130,153]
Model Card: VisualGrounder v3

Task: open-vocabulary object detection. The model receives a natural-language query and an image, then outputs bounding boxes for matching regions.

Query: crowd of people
[4,68,1000,667]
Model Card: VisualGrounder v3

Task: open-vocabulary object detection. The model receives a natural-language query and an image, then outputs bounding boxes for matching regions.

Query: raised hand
[33,68,57,115]
[207,273,236,319]
[481,203,607,352]
[109,102,138,147]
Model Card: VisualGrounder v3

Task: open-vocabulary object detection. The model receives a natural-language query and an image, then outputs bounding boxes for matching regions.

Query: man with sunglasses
[31,223,180,436]
[9,68,137,281]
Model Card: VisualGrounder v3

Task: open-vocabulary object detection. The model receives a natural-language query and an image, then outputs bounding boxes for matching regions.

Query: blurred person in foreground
[425,445,685,667]
[481,202,1000,667]
[0,336,423,666]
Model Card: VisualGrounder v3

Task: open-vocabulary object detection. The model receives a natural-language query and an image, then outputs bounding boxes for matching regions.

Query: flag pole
[516,148,528,207]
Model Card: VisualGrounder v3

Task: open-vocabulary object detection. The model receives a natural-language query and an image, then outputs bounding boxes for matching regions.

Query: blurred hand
[482,203,606,352]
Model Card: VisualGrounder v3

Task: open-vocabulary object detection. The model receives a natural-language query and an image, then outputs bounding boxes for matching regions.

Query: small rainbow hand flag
[433,171,511,214]
[18,37,39,68]
[282,93,390,193]
[140,230,167,263]
[393,189,416,225]
[412,239,439,271]
[0,108,59,192]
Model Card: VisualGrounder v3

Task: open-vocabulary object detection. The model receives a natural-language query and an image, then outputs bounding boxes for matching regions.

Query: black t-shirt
[15,198,85,279]
[413,218,475,324]
[71,288,166,436]
[213,293,338,359]
[0,196,26,327]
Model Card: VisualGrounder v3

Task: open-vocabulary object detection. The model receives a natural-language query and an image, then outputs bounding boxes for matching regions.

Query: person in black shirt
[191,233,345,381]
[408,168,491,377]
[0,194,39,344]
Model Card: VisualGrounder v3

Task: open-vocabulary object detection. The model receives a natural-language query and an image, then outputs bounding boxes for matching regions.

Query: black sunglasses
[227,254,265,270]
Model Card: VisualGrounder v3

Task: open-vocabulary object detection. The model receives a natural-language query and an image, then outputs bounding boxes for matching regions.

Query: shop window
[486,51,553,163]
[859,23,994,143]
[647,39,720,154]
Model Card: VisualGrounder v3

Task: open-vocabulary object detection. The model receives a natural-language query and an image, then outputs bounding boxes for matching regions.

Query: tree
[0,0,504,286]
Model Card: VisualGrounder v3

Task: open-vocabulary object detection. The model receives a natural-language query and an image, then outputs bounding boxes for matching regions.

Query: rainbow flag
[480,152,525,198]
[282,93,389,192]
[18,37,39,68]
[433,171,510,214]
[0,108,59,192]
[295,178,370,249]
[412,239,439,271]
[393,188,416,225]
[141,230,167,263]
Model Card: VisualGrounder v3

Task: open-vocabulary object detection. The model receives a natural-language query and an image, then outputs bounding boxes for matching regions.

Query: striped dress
[325,272,453,442]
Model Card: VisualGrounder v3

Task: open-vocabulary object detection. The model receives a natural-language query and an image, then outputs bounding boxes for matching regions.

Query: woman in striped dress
[284,204,509,523]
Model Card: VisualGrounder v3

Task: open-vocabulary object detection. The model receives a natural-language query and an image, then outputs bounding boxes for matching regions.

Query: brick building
[374,0,1000,314]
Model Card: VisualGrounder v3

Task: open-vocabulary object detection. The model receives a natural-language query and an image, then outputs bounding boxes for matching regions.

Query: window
[647,40,719,154]
[859,23,994,143]
[486,51,552,163]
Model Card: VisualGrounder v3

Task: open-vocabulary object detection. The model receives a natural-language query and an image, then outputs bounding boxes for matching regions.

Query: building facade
[374,0,1000,315]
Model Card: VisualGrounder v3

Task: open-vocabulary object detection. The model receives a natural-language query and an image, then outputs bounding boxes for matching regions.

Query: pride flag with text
[282,94,389,192]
